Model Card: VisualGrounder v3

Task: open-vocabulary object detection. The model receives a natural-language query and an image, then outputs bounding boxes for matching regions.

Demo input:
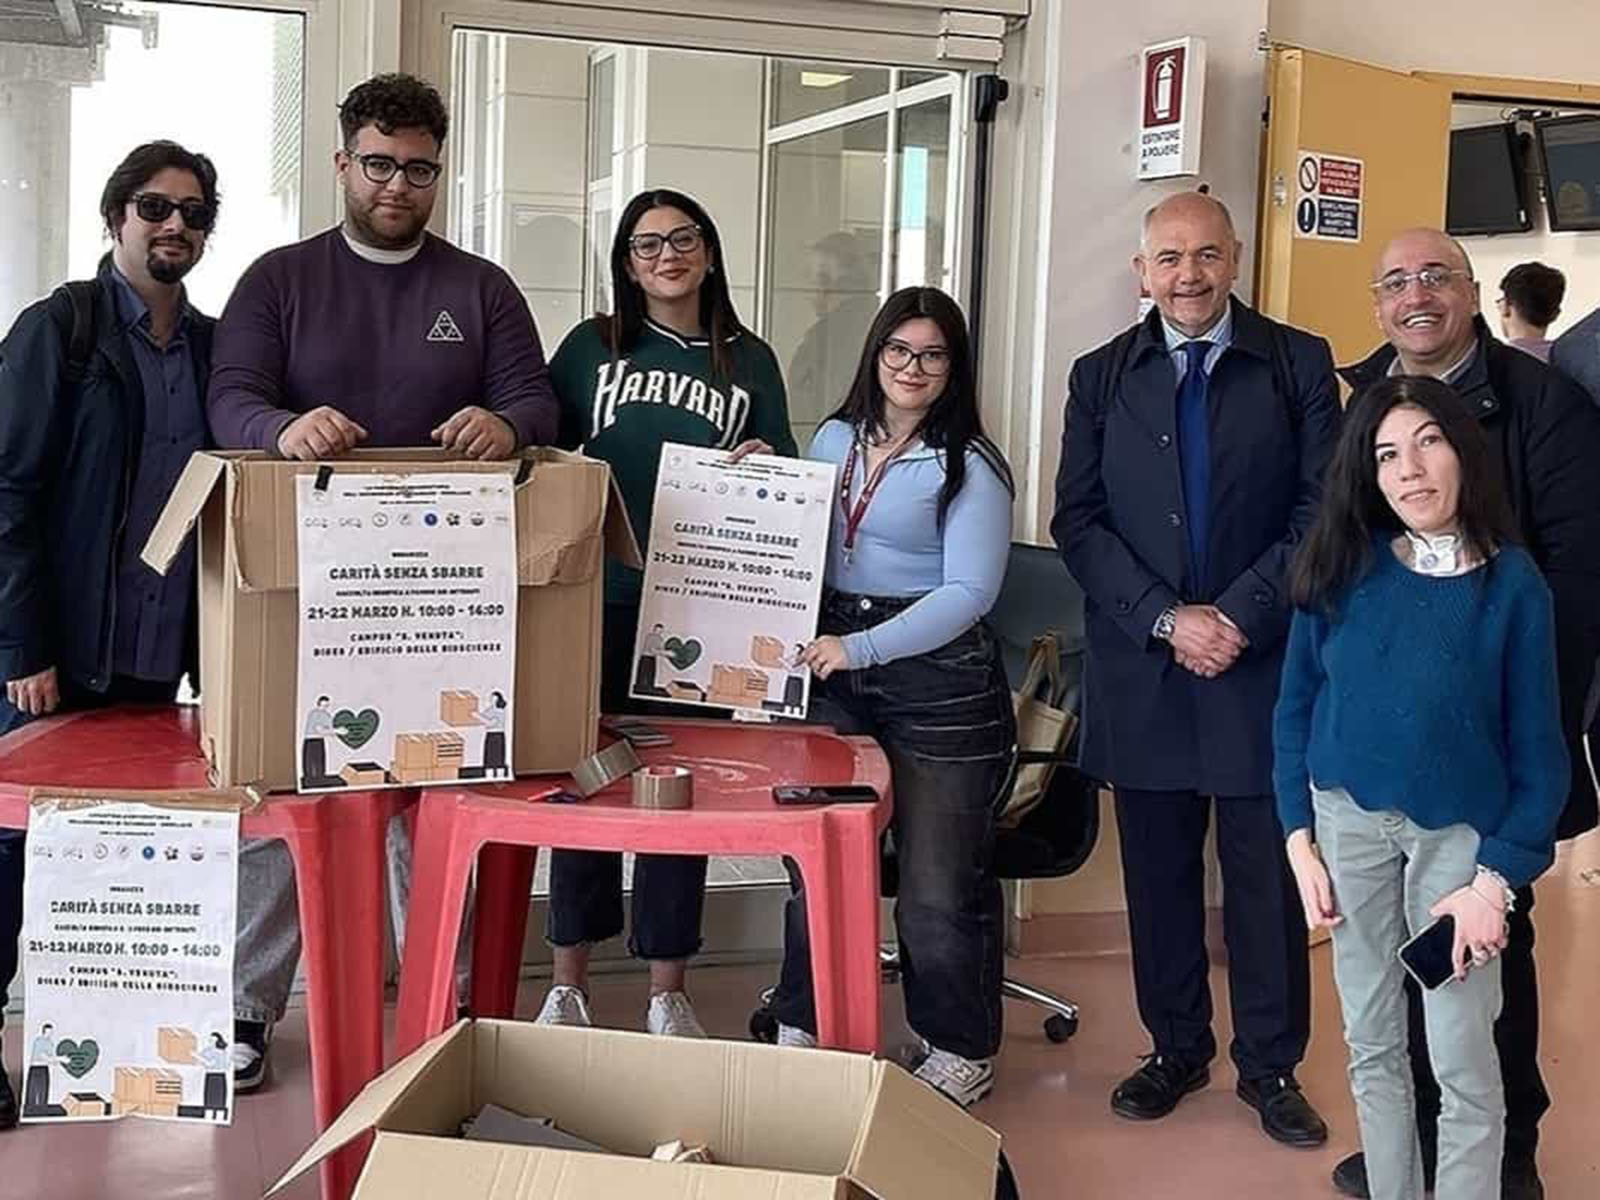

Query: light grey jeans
[1313,785,1504,1200]
[233,816,473,1024]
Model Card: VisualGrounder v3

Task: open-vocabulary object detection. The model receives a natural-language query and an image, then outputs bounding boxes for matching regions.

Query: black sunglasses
[131,192,215,232]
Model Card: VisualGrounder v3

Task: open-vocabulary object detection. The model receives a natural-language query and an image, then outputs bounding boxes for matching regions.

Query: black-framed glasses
[628,224,704,259]
[879,339,951,376]
[1370,266,1472,298]
[350,152,443,189]
[131,193,215,232]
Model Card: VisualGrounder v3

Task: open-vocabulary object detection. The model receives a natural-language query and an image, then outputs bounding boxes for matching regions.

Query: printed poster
[1294,149,1365,241]
[21,796,239,1124]
[295,471,518,792]
[634,443,834,717]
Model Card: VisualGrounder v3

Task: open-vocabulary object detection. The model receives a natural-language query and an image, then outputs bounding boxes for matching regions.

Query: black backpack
[53,279,100,383]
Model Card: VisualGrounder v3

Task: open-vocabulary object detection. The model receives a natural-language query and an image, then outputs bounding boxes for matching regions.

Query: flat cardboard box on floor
[143,449,640,792]
[267,1020,999,1200]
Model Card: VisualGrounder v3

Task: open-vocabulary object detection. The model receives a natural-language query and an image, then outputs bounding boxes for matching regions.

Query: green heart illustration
[56,1038,99,1079]
[662,637,702,670]
[332,708,381,749]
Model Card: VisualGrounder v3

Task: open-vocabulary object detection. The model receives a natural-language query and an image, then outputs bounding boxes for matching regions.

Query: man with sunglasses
[0,140,221,1130]
[1333,228,1600,1200]
[205,73,559,1094]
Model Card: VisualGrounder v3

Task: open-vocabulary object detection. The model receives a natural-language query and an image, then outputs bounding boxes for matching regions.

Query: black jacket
[0,258,213,700]
[1052,299,1341,796]
[1342,318,1600,839]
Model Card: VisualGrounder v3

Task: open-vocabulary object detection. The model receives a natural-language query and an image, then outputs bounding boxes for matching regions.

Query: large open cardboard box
[268,1020,1000,1199]
[143,448,639,791]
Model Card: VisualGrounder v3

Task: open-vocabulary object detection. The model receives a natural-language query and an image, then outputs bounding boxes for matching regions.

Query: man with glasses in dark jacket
[0,140,221,1130]
[1334,227,1600,1200]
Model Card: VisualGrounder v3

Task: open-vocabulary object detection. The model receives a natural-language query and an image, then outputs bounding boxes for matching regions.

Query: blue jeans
[770,592,1015,1060]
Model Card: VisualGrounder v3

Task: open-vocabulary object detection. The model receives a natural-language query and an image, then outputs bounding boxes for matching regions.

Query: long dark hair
[1289,375,1517,612]
[600,189,744,380]
[827,286,1013,523]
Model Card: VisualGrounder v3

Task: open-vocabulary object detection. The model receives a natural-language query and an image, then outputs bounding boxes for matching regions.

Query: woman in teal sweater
[1273,376,1566,1200]
[540,188,795,1039]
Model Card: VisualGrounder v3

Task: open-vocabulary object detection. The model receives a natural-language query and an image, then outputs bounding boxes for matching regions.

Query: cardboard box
[391,763,459,786]
[113,1067,183,1104]
[710,665,768,702]
[269,1020,998,1200]
[340,761,388,787]
[394,734,437,770]
[428,731,466,764]
[750,635,786,668]
[143,449,640,792]
[157,1026,198,1064]
[440,690,480,726]
[665,683,705,702]
[62,1093,111,1118]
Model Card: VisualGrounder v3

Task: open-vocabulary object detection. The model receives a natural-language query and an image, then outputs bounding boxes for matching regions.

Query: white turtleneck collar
[340,225,424,264]
[1402,528,1470,577]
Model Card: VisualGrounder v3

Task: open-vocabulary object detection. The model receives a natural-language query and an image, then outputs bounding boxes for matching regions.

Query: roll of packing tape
[572,740,642,797]
[632,764,693,810]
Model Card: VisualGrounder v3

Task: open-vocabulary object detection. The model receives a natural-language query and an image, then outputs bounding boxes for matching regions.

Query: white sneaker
[535,985,593,1028]
[645,990,706,1038]
[913,1047,995,1108]
[776,1024,818,1049]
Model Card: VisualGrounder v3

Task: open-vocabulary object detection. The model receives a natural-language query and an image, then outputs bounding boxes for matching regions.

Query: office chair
[750,541,1096,1046]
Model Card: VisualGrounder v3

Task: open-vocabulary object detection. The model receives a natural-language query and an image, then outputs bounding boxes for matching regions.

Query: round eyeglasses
[879,340,951,377]
[350,152,443,189]
[628,224,704,259]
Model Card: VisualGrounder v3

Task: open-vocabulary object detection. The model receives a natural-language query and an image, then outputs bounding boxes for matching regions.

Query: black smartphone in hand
[772,785,879,805]
[1398,915,1458,990]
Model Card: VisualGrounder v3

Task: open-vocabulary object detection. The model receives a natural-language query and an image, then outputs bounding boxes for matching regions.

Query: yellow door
[1256,48,1452,367]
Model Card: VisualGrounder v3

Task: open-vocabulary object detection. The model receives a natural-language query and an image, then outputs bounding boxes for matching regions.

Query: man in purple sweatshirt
[208,73,558,1091]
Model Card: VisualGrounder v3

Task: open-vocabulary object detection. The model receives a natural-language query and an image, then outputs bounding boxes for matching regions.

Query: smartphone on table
[772,784,880,806]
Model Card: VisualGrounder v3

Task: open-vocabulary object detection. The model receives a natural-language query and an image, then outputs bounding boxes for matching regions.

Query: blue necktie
[1176,341,1211,590]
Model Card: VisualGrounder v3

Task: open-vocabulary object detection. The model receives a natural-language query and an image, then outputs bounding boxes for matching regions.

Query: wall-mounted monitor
[1535,113,1600,232]
[1446,123,1531,236]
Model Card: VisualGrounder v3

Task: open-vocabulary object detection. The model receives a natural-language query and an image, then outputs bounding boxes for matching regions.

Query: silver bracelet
[1474,866,1516,915]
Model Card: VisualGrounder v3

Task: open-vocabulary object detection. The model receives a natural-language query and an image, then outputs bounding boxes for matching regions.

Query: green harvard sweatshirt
[550,315,797,605]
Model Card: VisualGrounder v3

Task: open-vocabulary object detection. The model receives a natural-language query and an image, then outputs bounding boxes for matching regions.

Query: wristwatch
[1153,606,1178,642]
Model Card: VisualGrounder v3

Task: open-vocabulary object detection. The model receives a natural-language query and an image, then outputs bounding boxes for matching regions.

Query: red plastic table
[0,705,410,1200]
[393,718,892,1058]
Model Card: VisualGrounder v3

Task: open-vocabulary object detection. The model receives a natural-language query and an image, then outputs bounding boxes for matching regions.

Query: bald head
[1135,192,1242,337]
[1371,226,1482,376]
[1142,192,1237,253]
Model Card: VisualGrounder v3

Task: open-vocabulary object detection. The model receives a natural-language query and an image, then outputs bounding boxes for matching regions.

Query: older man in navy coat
[1052,192,1340,1145]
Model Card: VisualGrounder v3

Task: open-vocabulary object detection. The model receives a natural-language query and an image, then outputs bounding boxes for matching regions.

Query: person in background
[0,140,221,1129]
[1275,374,1566,1200]
[1495,262,1565,362]
[538,187,794,1038]
[206,71,560,1092]
[768,286,1015,1109]
[1053,192,1340,1146]
[1336,229,1600,1200]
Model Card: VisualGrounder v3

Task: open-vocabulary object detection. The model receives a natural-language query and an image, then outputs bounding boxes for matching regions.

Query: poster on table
[20,793,240,1124]
[294,471,518,792]
[633,443,835,717]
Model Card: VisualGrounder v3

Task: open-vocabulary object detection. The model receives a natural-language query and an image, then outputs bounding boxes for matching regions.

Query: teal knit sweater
[1273,540,1567,886]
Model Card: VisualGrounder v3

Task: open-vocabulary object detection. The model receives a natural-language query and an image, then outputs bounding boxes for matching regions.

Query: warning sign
[1293,150,1365,242]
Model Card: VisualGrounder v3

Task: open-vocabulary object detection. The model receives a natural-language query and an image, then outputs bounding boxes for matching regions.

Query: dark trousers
[1407,883,1547,1165]
[770,594,1016,1061]
[1114,789,1311,1080]
[0,674,181,1023]
[546,602,708,961]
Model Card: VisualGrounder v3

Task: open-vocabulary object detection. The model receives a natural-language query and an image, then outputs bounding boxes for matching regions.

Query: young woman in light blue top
[767,286,1016,1109]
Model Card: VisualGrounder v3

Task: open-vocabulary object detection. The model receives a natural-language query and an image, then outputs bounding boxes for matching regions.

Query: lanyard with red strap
[838,432,914,560]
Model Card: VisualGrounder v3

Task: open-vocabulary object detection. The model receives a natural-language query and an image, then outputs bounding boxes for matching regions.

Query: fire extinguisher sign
[1137,37,1207,180]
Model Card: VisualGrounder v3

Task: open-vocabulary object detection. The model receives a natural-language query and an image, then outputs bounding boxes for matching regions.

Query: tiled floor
[3,833,1596,1199]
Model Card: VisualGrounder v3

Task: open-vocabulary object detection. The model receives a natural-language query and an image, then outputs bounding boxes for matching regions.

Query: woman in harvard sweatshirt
[539,188,795,1037]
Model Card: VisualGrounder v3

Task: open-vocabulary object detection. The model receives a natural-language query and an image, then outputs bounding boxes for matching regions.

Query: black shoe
[1331,1149,1439,1198]
[1110,1055,1209,1120]
[0,1070,17,1132]
[232,1020,273,1094]
[1502,1156,1544,1200]
[1235,1074,1328,1147]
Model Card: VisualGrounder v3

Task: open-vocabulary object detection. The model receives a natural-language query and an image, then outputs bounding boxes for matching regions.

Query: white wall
[1269,0,1600,83]
[1449,102,1600,342]
[991,1,1272,539]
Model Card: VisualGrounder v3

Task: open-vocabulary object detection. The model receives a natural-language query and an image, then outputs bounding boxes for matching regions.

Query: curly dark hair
[1500,261,1565,330]
[338,73,448,149]
[99,140,220,236]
